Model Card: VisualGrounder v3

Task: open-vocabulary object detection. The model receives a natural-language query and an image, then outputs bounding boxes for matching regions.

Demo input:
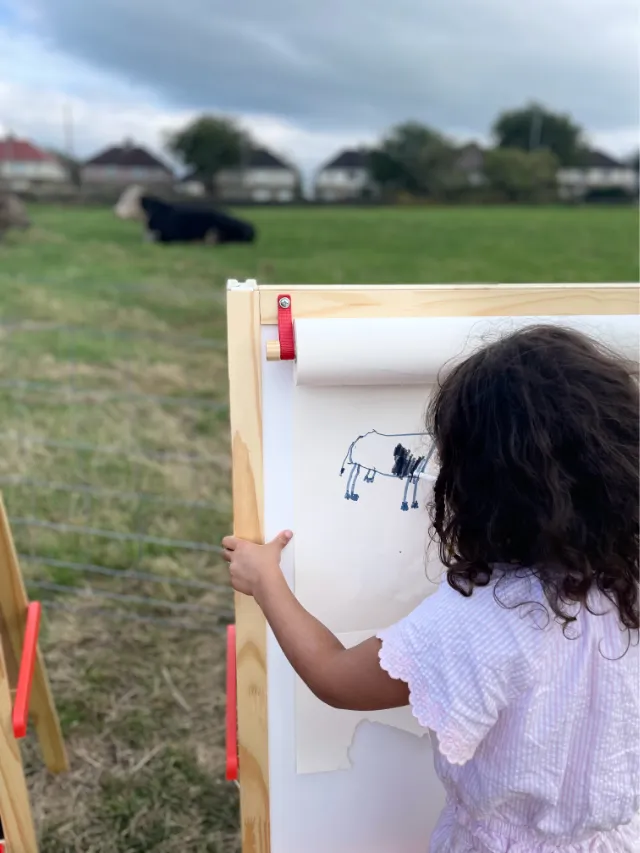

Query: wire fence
[0,320,234,634]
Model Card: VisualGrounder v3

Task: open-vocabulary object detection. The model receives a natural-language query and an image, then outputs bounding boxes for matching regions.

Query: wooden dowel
[265,340,281,361]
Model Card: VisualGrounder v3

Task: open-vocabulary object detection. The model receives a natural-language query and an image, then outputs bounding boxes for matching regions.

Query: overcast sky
[0,0,638,172]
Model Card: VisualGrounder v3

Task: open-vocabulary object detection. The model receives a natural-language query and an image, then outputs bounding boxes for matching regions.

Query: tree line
[166,103,638,203]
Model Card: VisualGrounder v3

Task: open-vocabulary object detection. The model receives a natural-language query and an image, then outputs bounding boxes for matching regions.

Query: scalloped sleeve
[377,578,541,766]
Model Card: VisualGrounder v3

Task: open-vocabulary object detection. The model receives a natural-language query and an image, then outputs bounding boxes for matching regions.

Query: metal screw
[278,296,291,309]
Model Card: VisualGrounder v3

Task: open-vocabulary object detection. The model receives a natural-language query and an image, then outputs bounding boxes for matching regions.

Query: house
[557,150,638,200]
[314,149,377,201]
[176,170,207,197]
[455,143,486,187]
[82,140,174,187]
[214,148,300,203]
[0,136,69,191]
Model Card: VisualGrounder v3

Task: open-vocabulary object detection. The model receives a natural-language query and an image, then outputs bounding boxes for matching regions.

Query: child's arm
[222,532,410,712]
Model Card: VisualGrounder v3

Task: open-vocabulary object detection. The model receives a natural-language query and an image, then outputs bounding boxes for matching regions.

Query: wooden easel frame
[0,495,68,852]
[226,280,639,853]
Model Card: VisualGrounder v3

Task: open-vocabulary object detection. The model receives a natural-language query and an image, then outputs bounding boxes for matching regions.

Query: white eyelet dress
[377,573,640,853]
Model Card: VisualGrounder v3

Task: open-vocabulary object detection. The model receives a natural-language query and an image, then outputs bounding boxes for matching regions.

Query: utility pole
[63,102,74,158]
[529,105,543,151]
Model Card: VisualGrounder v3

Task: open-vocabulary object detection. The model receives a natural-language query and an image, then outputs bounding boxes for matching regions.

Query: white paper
[296,630,429,774]
[263,331,447,852]
[293,384,442,635]
[295,315,639,386]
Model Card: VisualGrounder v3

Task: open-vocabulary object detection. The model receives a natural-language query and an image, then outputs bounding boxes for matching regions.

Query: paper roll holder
[266,295,295,361]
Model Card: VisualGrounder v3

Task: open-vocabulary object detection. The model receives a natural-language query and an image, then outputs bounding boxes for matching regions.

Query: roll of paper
[294,315,639,386]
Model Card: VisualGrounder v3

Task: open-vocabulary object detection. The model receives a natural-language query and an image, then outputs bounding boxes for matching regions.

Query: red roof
[0,138,55,163]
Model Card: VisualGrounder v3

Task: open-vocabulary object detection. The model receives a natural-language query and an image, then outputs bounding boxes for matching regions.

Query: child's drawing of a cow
[339,430,435,511]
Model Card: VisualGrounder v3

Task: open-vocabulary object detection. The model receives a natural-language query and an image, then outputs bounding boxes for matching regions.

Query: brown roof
[85,142,172,172]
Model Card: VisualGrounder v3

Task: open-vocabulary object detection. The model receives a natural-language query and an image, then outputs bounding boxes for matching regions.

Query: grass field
[0,204,637,853]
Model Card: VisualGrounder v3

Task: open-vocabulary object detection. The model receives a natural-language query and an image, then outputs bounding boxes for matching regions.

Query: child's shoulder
[409,569,553,666]
[378,569,550,761]
[432,567,549,627]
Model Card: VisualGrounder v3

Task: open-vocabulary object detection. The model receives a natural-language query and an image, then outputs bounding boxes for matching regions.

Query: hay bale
[0,192,31,239]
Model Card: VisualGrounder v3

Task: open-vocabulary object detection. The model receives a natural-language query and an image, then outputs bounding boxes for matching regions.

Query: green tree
[166,115,252,195]
[493,103,584,166]
[484,147,559,202]
[369,122,456,197]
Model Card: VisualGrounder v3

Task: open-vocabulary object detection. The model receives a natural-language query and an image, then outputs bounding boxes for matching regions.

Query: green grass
[2,205,637,298]
[0,203,637,852]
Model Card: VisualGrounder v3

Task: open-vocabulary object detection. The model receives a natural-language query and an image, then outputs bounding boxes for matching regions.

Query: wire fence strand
[10,517,224,553]
[1,476,227,512]
[19,554,232,593]
[0,315,235,634]
[0,378,228,410]
[0,321,227,350]
[0,432,226,466]
[41,599,227,634]
[27,579,234,618]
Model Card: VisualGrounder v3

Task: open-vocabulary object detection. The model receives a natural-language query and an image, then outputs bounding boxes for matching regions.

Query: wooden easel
[226,281,639,853]
[0,495,68,853]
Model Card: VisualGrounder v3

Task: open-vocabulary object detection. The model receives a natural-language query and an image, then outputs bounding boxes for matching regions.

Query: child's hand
[221,531,293,598]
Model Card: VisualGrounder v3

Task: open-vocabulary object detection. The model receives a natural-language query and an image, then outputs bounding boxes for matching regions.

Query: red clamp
[13,601,42,739]
[225,624,238,781]
[277,294,295,360]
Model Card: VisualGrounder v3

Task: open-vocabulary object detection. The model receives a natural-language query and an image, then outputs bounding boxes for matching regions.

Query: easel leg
[0,497,68,774]
[0,635,38,853]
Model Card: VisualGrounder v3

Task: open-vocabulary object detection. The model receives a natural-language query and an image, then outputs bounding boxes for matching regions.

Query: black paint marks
[392,443,426,479]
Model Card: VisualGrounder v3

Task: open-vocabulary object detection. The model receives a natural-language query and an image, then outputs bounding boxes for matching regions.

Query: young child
[222,325,640,853]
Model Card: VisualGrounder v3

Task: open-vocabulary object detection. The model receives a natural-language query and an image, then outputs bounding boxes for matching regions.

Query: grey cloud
[30,0,639,139]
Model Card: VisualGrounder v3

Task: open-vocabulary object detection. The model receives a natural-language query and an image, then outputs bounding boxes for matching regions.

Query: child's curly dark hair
[427,324,639,633]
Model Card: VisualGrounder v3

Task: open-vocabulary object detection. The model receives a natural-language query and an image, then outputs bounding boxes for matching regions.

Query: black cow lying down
[114,185,256,244]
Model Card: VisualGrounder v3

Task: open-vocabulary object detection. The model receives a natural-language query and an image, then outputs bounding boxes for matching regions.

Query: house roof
[580,149,625,169]
[0,137,56,163]
[321,149,370,170]
[84,142,172,172]
[246,148,293,169]
[179,149,295,180]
